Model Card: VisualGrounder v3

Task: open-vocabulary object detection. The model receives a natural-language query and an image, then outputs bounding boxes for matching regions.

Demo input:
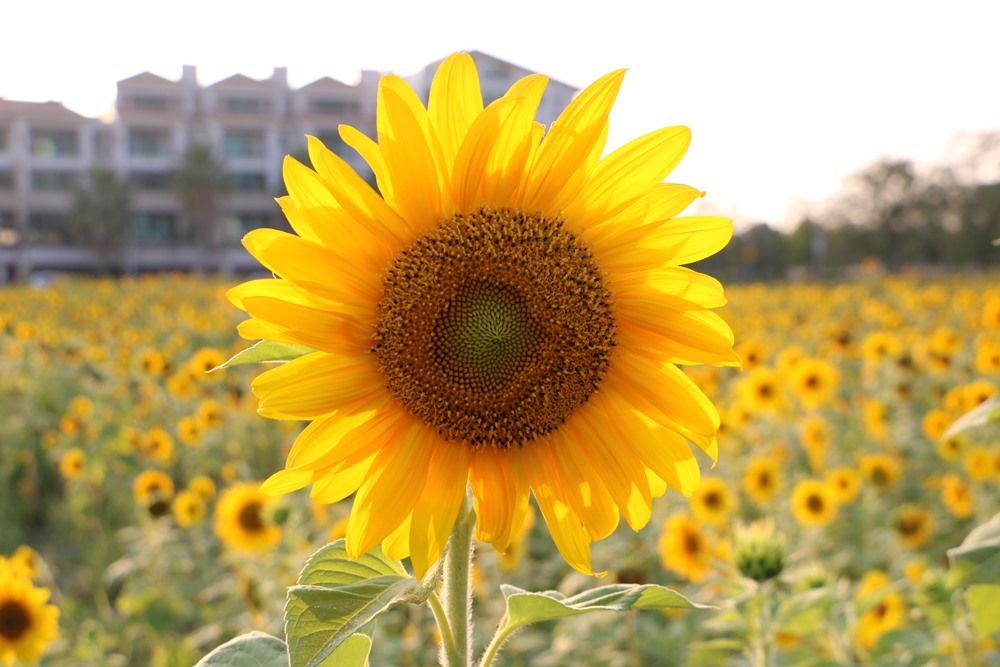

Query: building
[0,51,577,281]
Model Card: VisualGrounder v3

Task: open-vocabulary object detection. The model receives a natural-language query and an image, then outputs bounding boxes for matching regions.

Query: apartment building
[0,51,577,281]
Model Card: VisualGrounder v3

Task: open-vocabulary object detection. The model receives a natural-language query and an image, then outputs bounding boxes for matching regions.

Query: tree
[69,166,133,274]
[172,143,230,272]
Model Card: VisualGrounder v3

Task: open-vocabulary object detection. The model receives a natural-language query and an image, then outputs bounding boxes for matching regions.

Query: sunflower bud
[734,519,785,583]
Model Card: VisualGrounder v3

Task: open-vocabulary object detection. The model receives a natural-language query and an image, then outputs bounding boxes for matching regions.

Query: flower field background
[1,271,998,666]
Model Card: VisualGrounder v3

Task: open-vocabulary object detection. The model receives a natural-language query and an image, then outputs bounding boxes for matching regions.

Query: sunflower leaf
[285,540,422,667]
[966,584,1000,636]
[941,396,1000,441]
[499,582,709,631]
[193,631,288,666]
[947,512,1000,588]
[213,340,317,371]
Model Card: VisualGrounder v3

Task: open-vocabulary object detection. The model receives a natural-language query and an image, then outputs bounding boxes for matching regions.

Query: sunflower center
[238,501,265,533]
[806,494,825,513]
[373,206,616,448]
[0,601,30,640]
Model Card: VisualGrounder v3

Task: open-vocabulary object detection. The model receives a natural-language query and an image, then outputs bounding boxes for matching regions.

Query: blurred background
[1,2,998,666]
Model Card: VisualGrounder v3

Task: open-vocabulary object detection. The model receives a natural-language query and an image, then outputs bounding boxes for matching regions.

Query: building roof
[298,76,354,91]
[0,99,90,122]
[117,71,177,86]
[207,73,270,88]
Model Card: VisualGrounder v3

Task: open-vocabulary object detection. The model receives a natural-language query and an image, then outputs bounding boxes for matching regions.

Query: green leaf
[967,584,1000,636]
[500,582,708,630]
[213,340,317,371]
[285,540,424,667]
[942,396,1000,441]
[947,512,1000,587]
[193,631,288,667]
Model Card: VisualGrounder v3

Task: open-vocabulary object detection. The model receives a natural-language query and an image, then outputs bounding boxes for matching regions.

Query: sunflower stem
[440,491,475,667]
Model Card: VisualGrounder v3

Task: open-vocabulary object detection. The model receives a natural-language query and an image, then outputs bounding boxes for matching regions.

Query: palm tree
[70,166,133,274]
[172,143,230,273]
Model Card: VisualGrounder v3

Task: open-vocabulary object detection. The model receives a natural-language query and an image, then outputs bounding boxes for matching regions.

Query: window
[0,171,13,190]
[31,128,78,157]
[228,172,267,192]
[223,129,266,158]
[135,212,178,243]
[311,98,360,115]
[0,127,7,152]
[237,213,270,233]
[225,97,265,113]
[0,211,16,246]
[31,171,77,191]
[129,171,171,191]
[128,128,172,157]
[26,212,71,243]
[131,96,171,112]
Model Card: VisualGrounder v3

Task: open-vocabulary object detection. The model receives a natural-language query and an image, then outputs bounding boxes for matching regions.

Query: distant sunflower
[789,358,839,410]
[658,513,714,582]
[58,448,85,480]
[132,470,175,519]
[215,483,282,553]
[964,446,994,481]
[230,52,736,576]
[172,490,208,528]
[790,479,838,527]
[895,506,933,549]
[921,409,950,442]
[854,570,904,649]
[859,453,899,492]
[941,474,973,519]
[690,476,735,526]
[0,561,59,666]
[737,368,783,414]
[825,468,861,504]
[741,457,780,504]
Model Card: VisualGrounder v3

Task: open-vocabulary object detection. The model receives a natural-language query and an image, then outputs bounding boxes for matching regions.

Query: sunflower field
[1,270,998,666]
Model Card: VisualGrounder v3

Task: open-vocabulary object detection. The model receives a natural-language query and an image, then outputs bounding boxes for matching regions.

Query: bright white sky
[4,0,998,229]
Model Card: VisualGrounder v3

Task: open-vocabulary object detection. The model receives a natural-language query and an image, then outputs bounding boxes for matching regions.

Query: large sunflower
[0,560,59,666]
[229,52,737,577]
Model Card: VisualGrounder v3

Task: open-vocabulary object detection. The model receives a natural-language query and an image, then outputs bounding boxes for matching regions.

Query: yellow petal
[382,513,412,561]
[252,352,385,420]
[522,69,625,212]
[339,124,389,196]
[409,441,469,579]
[469,449,530,551]
[428,52,483,167]
[547,435,620,541]
[346,422,435,557]
[567,126,691,227]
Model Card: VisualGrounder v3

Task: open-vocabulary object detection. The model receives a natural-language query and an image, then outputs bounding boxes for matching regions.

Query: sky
[3,0,999,229]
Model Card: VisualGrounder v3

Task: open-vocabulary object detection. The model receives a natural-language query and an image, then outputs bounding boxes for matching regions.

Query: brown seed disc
[373,206,616,448]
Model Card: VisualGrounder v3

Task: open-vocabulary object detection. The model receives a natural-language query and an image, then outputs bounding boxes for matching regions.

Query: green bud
[734,519,785,583]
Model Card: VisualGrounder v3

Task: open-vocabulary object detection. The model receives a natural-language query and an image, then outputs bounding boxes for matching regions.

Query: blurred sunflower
[736,368,783,414]
[741,457,780,504]
[230,52,736,576]
[790,479,838,527]
[172,490,207,528]
[825,467,861,504]
[982,296,1000,329]
[895,506,933,549]
[860,331,902,365]
[941,474,973,518]
[145,426,174,465]
[964,445,994,481]
[798,415,829,473]
[132,470,175,506]
[859,453,899,492]
[689,477,735,526]
[734,338,768,369]
[188,475,217,502]
[854,570,904,649]
[0,562,59,667]
[921,409,951,442]
[215,483,282,553]
[790,358,839,410]
[58,448,85,480]
[658,513,714,582]
[975,340,1000,374]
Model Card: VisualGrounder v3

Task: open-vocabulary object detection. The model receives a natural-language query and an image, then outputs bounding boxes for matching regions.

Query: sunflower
[658,513,714,582]
[859,453,899,492]
[964,445,994,481]
[172,490,207,528]
[854,570,904,649]
[230,53,736,576]
[895,506,933,549]
[860,331,902,365]
[145,426,174,465]
[736,367,783,414]
[825,467,861,504]
[215,483,282,553]
[741,457,781,504]
[58,448,85,480]
[132,470,175,506]
[0,561,59,666]
[789,358,839,410]
[975,340,1000,374]
[941,474,973,518]
[187,475,217,502]
[921,409,951,442]
[689,476,735,526]
[798,415,829,473]
[982,296,1000,329]
[790,479,838,527]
